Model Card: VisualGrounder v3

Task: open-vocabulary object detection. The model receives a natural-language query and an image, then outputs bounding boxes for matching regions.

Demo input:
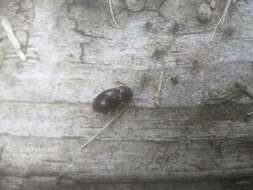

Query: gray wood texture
[0,0,253,189]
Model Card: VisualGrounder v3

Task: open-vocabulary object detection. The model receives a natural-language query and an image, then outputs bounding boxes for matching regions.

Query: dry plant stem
[109,0,118,25]
[211,0,233,40]
[0,17,26,61]
[81,105,128,151]
[154,71,164,107]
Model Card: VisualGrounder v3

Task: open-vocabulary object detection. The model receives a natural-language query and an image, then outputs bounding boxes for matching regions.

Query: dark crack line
[158,0,167,10]
[79,41,94,64]
[67,3,112,40]
[0,145,5,161]
[143,9,169,22]
[42,159,70,164]
[15,0,24,15]
[31,0,36,18]
[1,132,253,143]
[0,37,5,42]
[67,14,111,64]
[65,0,75,13]
[23,30,30,54]
[71,17,112,40]
[14,0,35,24]
[67,14,113,64]
[74,29,112,40]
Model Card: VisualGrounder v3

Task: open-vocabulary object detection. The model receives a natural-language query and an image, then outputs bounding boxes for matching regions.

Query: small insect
[92,84,133,114]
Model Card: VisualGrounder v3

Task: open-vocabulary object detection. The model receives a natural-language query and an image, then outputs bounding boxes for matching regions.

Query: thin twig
[108,0,118,25]
[210,0,233,41]
[0,17,26,61]
[81,105,128,151]
[154,71,164,107]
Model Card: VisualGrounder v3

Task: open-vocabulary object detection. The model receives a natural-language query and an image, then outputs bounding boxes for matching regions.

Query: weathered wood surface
[0,0,253,189]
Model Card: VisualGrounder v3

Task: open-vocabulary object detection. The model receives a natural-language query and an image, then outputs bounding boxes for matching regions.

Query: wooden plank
[0,60,252,106]
[0,0,253,189]
[0,104,253,182]
[0,176,231,190]
[0,0,252,107]
[0,134,253,182]
[0,102,253,140]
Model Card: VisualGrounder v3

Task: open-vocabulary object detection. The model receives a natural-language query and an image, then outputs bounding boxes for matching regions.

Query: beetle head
[118,85,133,103]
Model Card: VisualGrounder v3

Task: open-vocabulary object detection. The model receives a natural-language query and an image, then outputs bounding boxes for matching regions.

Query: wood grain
[0,0,253,189]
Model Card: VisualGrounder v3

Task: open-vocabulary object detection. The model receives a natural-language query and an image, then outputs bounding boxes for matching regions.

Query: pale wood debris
[154,71,164,107]
[109,0,118,25]
[0,17,26,61]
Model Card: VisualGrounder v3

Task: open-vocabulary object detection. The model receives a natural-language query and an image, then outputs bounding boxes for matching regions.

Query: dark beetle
[92,85,133,114]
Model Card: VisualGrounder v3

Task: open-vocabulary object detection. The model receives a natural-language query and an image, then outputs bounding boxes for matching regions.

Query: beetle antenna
[81,105,128,151]
[115,81,127,86]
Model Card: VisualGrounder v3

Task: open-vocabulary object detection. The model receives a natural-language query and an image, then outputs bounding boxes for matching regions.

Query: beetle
[92,84,133,114]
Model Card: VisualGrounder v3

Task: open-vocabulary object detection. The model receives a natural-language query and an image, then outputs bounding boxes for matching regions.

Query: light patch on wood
[0,16,26,61]
[210,0,233,40]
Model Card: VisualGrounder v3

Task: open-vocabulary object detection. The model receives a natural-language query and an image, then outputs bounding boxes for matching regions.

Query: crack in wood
[0,145,5,161]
